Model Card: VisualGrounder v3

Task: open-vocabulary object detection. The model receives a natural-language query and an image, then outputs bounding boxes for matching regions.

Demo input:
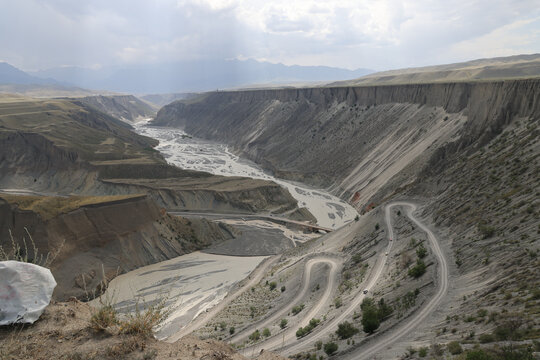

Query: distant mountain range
[26,59,373,94]
[0,62,59,86]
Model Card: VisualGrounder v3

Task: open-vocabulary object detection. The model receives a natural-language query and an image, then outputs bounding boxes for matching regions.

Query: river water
[134,121,357,229]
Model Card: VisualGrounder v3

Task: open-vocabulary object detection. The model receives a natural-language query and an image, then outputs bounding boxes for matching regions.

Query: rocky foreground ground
[0,300,284,360]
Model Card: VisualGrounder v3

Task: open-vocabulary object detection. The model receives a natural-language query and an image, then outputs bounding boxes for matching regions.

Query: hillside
[329,53,540,86]
[0,300,284,360]
[0,194,237,300]
[78,95,157,122]
[0,95,300,214]
[153,78,539,357]
[0,93,309,303]
[140,93,199,107]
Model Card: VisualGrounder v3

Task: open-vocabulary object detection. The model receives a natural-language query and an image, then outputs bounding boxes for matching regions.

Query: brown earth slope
[0,194,237,300]
[0,300,284,360]
[0,95,303,215]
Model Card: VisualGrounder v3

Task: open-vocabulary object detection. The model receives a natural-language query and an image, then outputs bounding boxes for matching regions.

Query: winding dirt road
[241,202,448,359]
[235,256,341,355]
[167,202,448,359]
[336,202,449,359]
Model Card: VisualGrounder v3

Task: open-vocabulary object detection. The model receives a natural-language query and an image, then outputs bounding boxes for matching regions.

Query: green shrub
[262,328,271,337]
[478,224,496,239]
[281,285,286,292]
[418,347,428,357]
[249,330,260,341]
[361,302,380,334]
[416,244,427,259]
[477,309,488,317]
[375,223,380,231]
[464,349,490,360]
[280,318,288,329]
[447,341,463,355]
[408,260,427,278]
[335,297,342,308]
[336,321,359,339]
[292,304,305,315]
[323,342,338,356]
[229,327,235,335]
[269,281,277,291]
[296,318,321,338]
[352,253,362,264]
[478,333,495,343]
[315,340,322,350]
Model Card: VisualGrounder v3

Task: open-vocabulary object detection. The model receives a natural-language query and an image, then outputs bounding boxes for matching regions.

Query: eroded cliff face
[78,95,156,122]
[0,128,301,217]
[154,79,540,208]
[0,194,236,300]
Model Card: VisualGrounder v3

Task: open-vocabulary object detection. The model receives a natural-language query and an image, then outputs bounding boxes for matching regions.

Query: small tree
[361,298,380,334]
[336,321,359,339]
[408,260,427,278]
[324,342,338,356]
[249,329,260,341]
[416,244,427,259]
[447,341,462,355]
[377,298,393,320]
[292,304,305,315]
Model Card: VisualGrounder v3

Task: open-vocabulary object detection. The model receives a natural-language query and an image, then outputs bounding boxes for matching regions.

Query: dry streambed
[93,251,267,340]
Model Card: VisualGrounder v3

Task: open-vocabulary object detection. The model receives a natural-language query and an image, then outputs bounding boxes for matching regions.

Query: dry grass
[0,194,144,220]
[90,304,118,332]
[0,227,63,268]
[119,297,170,338]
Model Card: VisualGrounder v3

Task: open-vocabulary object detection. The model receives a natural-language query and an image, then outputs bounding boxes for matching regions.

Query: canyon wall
[154,79,540,208]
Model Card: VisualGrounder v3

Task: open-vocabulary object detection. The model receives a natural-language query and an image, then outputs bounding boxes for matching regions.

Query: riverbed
[135,121,358,229]
[92,251,267,340]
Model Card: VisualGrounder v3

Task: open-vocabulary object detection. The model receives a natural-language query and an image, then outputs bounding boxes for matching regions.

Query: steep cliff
[154,79,540,208]
[78,95,156,122]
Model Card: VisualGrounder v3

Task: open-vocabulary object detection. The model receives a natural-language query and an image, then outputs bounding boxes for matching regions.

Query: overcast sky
[1,0,539,71]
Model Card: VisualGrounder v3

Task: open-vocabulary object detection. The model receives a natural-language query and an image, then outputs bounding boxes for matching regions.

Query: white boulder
[0,261,56,325]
